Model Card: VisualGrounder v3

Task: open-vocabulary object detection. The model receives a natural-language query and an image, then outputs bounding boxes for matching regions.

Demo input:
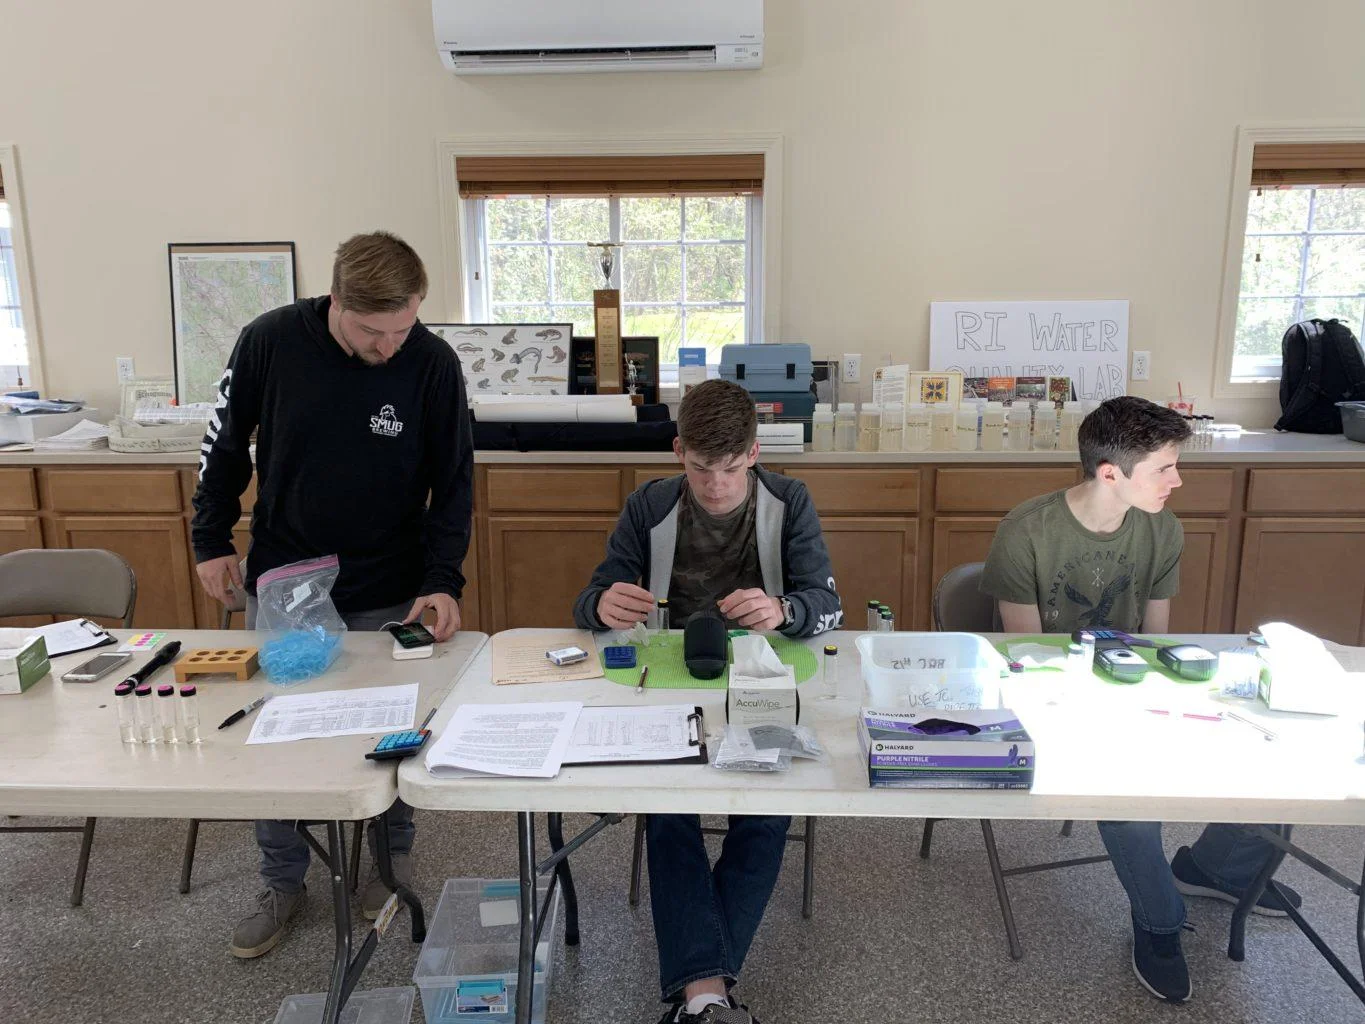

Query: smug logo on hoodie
[370,403,404,438]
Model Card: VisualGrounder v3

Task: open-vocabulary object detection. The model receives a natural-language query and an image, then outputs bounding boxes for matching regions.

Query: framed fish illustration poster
[426,323,573,395]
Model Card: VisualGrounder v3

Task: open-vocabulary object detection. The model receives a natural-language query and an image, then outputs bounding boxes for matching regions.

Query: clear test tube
[114,681,136,744]
[866,600,880,632]
[819,644,839,701]
[178,684,202,745]
[135,684,156,744]
[157,684,179,744]
[880,609,894,631]
[657,599,670,634]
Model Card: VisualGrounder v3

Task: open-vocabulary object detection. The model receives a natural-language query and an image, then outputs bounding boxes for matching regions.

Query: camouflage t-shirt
[669,472,765,624]
[980,488,1183,633]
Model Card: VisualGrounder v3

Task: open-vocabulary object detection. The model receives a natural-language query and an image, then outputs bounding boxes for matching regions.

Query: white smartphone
[62,651,133,683]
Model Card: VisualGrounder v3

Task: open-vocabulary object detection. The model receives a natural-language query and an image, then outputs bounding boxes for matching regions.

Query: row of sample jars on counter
[810,399,1098,453]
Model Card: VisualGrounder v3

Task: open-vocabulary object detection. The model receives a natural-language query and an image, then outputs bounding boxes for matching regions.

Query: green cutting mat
[996,635,1202,686]
[603,634,820,689]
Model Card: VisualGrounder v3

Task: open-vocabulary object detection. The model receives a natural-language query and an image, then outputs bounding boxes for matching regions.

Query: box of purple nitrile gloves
[857,708,1035,790]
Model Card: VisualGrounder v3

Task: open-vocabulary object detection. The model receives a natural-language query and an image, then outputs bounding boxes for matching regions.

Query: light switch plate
[116,357,135,382]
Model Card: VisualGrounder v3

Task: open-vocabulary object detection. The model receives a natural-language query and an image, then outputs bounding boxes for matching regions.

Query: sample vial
[135,683,156,744]
[980,402,1006,452]
[930,405,956,451]
[157,683,179,744]
[114,681,136,745]
[819,644,839,701]
[955,406,979,451]
[1077,631,1096,674]
[1006,404,1031,452]
[178,684,202,745]
[880,609,894,631]
[1058,401,1084,450]
[857,403,882,453]
[904,402,931,452]
[1066,642,1087,675]
[1032,404,1058,450]
[657,598,670,634]
[811,403,835,452]
[834,402,857,452]
[879,402,904,452]
[867,599,881,632]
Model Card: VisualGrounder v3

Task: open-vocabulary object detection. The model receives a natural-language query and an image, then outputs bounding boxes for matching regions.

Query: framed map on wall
[168,241,297,404]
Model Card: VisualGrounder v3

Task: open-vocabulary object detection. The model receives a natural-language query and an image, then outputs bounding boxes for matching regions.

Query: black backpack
[1274,318,1365,434]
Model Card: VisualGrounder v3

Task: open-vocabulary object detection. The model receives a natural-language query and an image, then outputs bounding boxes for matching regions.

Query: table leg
[1229,824,1291,962]
[546,812,580,946]
[322,820,353,1024]
[374,809,426,942]
[516,811,537,1024]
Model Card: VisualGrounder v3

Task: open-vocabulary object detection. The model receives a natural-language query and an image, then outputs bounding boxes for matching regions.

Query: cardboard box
[857,707,1034,789]
[726,666,799,729]
[0,633,50,694]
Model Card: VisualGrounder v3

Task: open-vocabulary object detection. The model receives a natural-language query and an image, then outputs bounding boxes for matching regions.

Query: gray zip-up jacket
[573,464,843,638]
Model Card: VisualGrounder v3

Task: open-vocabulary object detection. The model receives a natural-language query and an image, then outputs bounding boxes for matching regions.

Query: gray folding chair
[0,548,136,906]
[922,562,1104,959]
[627,815,818,920]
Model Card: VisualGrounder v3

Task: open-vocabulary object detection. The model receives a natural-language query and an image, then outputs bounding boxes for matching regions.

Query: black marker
[119,641,182,689]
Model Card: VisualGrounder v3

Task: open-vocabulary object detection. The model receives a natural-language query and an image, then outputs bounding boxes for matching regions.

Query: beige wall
[2,0,1364,425]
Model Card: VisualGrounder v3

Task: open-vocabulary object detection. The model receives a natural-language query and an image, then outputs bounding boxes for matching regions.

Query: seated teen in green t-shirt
[981,397,1300,1006]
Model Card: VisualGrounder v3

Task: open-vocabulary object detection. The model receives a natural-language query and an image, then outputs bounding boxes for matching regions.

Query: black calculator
[365,728,432,761]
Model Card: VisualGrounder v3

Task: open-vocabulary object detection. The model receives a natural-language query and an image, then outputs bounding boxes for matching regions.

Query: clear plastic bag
[711,724,825,773]
[256,555,347,684]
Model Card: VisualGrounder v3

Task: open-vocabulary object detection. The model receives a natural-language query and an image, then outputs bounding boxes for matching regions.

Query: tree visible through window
[472,195,752,362]
[0,201,30,386]
[1233,187,1365,380]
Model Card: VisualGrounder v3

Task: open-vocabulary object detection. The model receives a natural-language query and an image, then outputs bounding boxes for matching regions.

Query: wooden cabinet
[1167,469,1234,514]
[43,469,182,513]
[0,468,38,511]
[935,468,1078,513]
[485,515,618,631]
[486,468,621,512]
[819,517,918,629]
[1168,518,1229,632]
[1235,518,1365,645]
[50,515,197,629]
[1246,469,1365,514]
[783,468,919,514]
[929,517,1004,615]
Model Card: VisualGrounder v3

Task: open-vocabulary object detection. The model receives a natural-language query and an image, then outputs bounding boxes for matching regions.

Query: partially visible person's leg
[646,813,734,1003]
[1172,823,1301,916]
[712,815,791,970]
[230,820,309,959]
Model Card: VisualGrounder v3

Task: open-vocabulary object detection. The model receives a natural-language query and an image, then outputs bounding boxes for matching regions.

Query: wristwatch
[777,596,795,629]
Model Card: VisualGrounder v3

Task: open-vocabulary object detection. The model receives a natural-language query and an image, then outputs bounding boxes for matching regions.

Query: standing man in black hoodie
[191,231,473,959]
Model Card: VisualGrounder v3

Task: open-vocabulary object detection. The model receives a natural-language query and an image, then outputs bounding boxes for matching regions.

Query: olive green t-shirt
[980,488,1183,634]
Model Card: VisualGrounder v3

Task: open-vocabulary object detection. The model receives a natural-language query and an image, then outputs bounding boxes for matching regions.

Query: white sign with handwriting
[929,300,1129,399]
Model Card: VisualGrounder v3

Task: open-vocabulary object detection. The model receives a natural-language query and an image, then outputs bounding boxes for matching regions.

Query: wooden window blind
[456,154,764,198]
[1251,143,1365,188]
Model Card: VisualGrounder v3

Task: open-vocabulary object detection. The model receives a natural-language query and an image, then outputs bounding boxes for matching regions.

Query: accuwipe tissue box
[0,632,50,694]
[726,635,798,729]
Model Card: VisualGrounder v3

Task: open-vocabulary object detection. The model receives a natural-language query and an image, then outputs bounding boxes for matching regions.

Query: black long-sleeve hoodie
[191,296,473,613]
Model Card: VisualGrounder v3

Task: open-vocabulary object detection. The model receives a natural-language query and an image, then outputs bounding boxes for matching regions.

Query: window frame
[0,145,45,389]
[462,193,762,360]
[1213,124,1365,401]
[438,132,783,358]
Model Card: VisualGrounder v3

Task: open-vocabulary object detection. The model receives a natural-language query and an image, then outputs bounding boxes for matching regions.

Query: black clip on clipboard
[561,706,708,767]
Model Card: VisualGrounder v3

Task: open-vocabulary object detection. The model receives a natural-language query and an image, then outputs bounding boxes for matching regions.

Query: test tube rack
[173,647,260,682]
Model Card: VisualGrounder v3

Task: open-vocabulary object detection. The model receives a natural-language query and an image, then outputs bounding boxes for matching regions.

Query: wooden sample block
[173,647,260,682]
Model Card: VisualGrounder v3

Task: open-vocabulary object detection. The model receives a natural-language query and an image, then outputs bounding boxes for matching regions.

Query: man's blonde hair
[331,231,428,314]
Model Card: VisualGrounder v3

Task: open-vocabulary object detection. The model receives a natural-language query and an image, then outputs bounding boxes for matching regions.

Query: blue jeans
[1097,821,1276,934]
[247,597,416,892]
[645,813,791,1001]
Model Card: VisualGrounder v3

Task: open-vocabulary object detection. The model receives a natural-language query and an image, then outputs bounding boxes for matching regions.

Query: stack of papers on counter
[33,419,110,451]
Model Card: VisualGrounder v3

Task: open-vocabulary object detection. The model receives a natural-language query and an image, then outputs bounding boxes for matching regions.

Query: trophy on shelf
[587,241,624,394]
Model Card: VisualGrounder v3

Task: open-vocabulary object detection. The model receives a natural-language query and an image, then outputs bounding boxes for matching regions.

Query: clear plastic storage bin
[273,986,415,1024]
[414,877,561,1024]
[1339,401,1365,444]
[855,631,1009,710]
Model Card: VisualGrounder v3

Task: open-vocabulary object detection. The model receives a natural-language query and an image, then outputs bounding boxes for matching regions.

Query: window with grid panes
[0,201,30,381]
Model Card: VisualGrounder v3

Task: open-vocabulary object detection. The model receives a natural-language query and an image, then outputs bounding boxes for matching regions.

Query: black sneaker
[655,1000,758,1024]
[1171,845,1302,918]
[1131,920,1192,1003]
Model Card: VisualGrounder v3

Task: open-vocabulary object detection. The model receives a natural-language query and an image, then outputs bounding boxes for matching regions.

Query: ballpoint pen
[218,694,272,731]
[635,665,649,695]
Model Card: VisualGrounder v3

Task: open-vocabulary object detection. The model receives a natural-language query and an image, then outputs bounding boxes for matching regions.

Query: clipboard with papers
[28,619,116,657]
[562,704,708,767]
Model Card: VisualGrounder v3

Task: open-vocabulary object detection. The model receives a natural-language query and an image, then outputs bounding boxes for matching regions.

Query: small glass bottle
[1066,642,1087,676]
[904,402,931,452]
[834,402,857,452]
[857,403,881,452]
[1076,631,1096,674]
[1058,401,1084,450]
[955,406,979,451]
[866,599,881,632]
[880,609,894,631]
[1032,404,1058,450]
[657,598,670,634]
[1006,404,1031,452]
[930,405,956,451]
[135,683,156,744]
[157,683,179,744]
[178,684,202,745]
[114,681,137,744]
[879,402,904,452]
[980,402,1005,452]
[818,644,839,701]
[811,403,835,452]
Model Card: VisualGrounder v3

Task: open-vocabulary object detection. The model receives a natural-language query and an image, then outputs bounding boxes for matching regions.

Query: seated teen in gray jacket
[573,379,841,1024]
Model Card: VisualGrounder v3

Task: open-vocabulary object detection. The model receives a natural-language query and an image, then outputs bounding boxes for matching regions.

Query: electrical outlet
[841,353,862,384]
[1131,350,1151,382]
[116,357,136,382]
